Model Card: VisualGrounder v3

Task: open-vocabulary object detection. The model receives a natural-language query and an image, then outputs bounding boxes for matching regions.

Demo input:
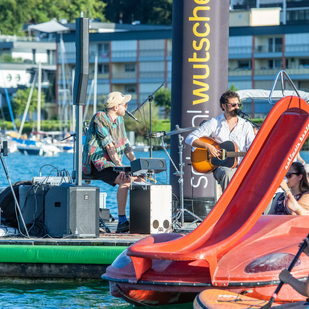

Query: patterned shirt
[82,110,131,174]
[274,192,304,215]
[185,113,255,164]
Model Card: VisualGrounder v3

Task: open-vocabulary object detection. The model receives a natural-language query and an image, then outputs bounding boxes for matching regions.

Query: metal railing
[112,51,137,58]
[139,72,165,79]
[112,72,137,79]
[139,50,165,57]
[255,44,282,53]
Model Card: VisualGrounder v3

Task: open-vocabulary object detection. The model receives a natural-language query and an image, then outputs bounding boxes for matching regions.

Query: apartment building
[0,2,308,121]
[0,32,57,120]
[229,0,309,117]
[57,22,172,119]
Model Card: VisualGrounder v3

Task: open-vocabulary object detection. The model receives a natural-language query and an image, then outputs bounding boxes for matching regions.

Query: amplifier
[130,183,172,234]
[44,184,99,238]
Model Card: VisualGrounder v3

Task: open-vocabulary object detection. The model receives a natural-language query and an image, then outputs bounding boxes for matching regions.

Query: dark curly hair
[291,161,309,192]
[220,90,240,111]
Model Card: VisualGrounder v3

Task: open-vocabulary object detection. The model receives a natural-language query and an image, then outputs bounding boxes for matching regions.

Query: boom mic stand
[154,127,203,230]
[235,109,260,130]
[131,81,166,158]
[0,141,29,237]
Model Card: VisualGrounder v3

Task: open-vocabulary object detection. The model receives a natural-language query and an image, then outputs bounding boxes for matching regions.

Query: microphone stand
[236,111,260,130]
[132,81,166,158]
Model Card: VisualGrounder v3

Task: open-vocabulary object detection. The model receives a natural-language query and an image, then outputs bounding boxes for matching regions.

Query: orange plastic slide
[127,96,309,285]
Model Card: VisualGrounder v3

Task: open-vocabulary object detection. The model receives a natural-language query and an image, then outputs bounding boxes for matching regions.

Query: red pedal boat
[103,95,309,306]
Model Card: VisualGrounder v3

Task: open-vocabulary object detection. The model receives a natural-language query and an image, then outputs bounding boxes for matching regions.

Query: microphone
[125,110,140,122]
[235,109,249,118]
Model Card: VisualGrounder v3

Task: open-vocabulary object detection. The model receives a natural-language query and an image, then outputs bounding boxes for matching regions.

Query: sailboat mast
[37,62,41,132]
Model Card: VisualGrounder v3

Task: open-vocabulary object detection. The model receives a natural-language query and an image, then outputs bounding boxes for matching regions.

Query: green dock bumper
[0,245,126,264]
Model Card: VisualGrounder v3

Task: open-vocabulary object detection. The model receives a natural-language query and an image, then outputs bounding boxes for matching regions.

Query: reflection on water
[0,280,193,308]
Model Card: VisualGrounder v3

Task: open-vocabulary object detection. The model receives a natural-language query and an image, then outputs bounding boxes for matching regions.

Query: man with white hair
[82,91,142,233]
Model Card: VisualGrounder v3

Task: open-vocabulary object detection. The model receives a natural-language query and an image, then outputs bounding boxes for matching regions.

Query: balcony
[139,50,165,57]
[254,68,281,75]
[112,50,137,58]
[229,46,252,55]
[139,72,165,79]
[286,44,309,53]
[228,68,252,76]
[112,72,137,79]
[89,73,109,79]
[255,44,282,53]
[287,1,309,8]
[285,67,309,75]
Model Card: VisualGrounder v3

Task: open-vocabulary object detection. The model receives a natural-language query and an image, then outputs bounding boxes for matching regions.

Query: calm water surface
[0,150,308,308]
[0,150,171,218]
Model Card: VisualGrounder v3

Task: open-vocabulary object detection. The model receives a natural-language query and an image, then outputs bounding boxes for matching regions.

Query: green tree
[103,0,172,25]
[0,0,36,35]
[154,88,171,119]
[229,84,238,91]
[30,0,107,24]
[12,87,45,121]
[0,0,106,35]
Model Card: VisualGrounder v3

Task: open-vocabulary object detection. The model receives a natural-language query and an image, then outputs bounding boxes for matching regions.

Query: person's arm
[106,143,122,166]
[191,139,221,157]
[124,146,136,162]
[279,269,309,297]
[285,192,309,215]
[297,153,306,165]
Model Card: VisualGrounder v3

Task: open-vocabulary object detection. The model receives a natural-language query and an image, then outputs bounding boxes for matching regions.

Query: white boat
[132,143,150,152]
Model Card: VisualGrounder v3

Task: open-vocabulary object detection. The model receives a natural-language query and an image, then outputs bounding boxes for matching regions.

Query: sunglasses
[119,103,128,108]
[225,103,242,108]
[286,172,300,179]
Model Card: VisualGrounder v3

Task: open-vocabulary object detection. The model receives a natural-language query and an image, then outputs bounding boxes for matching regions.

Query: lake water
[0,150,171,218]
[0,150,308,308]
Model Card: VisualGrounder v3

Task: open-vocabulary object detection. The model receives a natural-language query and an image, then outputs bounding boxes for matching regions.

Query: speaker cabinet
[19,185,51,234]
[130,184,172,234]
[44,184,99,237]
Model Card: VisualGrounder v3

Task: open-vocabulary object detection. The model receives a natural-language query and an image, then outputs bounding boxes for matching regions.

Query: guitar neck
[226,152,246,158]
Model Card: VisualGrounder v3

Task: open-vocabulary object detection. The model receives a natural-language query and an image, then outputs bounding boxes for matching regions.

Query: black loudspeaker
[73,17,89,106]
[130,183,172,234]
[19,185,51,235]
[130,158,167,174]
[44,184,99,237]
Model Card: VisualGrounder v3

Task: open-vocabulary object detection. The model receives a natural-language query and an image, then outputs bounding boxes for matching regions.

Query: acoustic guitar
[191,136,246,174]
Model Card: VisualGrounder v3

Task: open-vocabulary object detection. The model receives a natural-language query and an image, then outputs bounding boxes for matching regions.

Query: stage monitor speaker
[44,184,99,238]
[130,158,167,174]
[130,183,172,234]
[19,185,51,234]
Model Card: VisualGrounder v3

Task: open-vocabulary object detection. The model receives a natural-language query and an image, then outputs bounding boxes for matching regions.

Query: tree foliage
[103,0,172,25]
[0,0,106,35]
[154,88,171,118]
[12,87,45,120]
[0,0,37,35]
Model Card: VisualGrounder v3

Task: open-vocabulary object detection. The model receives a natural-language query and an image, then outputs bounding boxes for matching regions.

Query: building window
[237,60,251,69]
[299,59,309,67]
[98,64,109,73]
[268,37,282,52]
[98,43,109,58]
[125,85,136,93]
[268,59,282,69]
[125,64,136,72]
